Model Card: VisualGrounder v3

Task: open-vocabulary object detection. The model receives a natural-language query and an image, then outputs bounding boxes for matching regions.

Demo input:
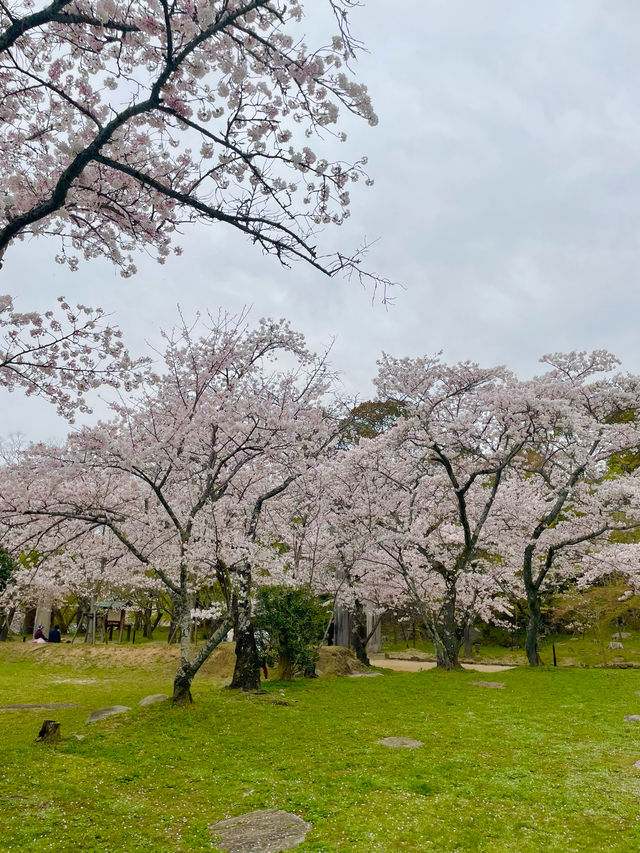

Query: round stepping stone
[633,760,640,770]
[376,736,423,749]
[139,694,168,707]
[86,705,130,723]
[470,681,505,689]
[210,808,311,852]
[0,703,79,710]
[348,672,383,678]
[624,715,640,723]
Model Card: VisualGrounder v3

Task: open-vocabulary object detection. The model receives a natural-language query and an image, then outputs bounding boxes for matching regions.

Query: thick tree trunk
[172,666,194,704]
[277,655,294,681]
[351,600,370,666]
[36,720,60,743]
[231,620,261,690]
[0,608,15,641]
[434,579,461,670]
[230,565,261,690]
[526,592,543,666]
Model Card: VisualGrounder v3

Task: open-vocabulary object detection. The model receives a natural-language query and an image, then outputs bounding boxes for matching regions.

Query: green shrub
[254,585,329,680]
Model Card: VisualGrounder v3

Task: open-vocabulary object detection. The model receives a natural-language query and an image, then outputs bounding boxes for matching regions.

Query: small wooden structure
[97,600,134,643]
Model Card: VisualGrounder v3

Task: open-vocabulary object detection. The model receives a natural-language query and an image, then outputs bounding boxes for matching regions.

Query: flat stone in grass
[633,760,640,770]
[624,715,640,723]
[348,672,383,678]
[86,705,130,723]
[376,736,423,749]
[210,809,311,852]
[0,703,79,710]
[470,681,505,689]
[139,694,168,707]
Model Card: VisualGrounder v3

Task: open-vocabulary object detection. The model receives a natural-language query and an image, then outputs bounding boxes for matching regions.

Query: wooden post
[552,643,557,667]
[118,608,125,643]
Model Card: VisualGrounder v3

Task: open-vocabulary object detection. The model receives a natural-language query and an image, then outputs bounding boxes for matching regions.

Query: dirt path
[369,655,515,674]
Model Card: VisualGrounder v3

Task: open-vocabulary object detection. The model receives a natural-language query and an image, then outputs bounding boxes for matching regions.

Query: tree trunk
[36,720,60,743]
[435,578,461,670]
[171,617,231,704]
[172,666,194,704]
[526,592,543,666]
[230,565,261,690]
[277,655,294,681]
[0,608,15,641]
[351,600,370,666]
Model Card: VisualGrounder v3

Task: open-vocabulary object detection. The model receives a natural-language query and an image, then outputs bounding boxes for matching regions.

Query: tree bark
[171,619,231,703]
[434,578,462,670]
[523,545,543,666]
[526,592,543,666]
[0,608,15,641]
[351,600,370,666]
[36,720,61,743]
[277,655,294,681]
[230,565,261,690]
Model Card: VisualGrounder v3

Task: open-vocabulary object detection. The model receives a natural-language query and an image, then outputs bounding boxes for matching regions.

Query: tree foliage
[0,0,386,287]
[254,583,328,680]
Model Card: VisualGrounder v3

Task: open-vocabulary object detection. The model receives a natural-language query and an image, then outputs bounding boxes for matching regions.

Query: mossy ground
[2,641,640,852]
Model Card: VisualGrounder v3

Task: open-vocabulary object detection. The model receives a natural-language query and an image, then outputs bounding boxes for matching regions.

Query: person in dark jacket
[33,625,47,641]
[48,625,61,643]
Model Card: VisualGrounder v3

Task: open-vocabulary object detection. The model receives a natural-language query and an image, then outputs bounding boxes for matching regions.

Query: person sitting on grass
[48,625,61,643]
[33,625,47,641]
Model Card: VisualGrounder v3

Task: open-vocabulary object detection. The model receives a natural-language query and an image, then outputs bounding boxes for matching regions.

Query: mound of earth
[316,646,368,676]
[3,639,368,679]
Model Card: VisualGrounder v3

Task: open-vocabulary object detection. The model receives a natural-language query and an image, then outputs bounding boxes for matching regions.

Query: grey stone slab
[210,809,311,853]
[376,736,423,749]
[624,715,640,723]
[86,705,130,723]
[347,672,383,678]
[139,693,168,707]
[470,681,505,689]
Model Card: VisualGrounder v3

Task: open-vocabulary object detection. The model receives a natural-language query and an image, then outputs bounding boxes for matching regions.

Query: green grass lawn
[381,629,640,668]
[3,642,640,852]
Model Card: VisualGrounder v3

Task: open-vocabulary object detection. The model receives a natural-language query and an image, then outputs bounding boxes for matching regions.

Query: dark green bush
[254,585,329,680]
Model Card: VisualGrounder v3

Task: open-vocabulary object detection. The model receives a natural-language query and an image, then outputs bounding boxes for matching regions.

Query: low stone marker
[624,715,640,723]
[139,694,168,707]
[376,736,423,749]
[86,705,130,723]
[210,808,311,852]
[0,703,79,710]
[347,672,383,678]
[470,681,505,689]
[608,641,624,650]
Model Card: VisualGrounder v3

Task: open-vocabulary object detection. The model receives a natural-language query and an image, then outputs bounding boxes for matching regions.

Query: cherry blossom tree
[1,293,143,418]
[0,0,386,286]
[491,352,640,665]
[0,312,339,701]
[323,356,537,670]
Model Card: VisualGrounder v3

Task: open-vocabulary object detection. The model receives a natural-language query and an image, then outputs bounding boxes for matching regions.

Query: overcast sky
[3,0,640,442]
